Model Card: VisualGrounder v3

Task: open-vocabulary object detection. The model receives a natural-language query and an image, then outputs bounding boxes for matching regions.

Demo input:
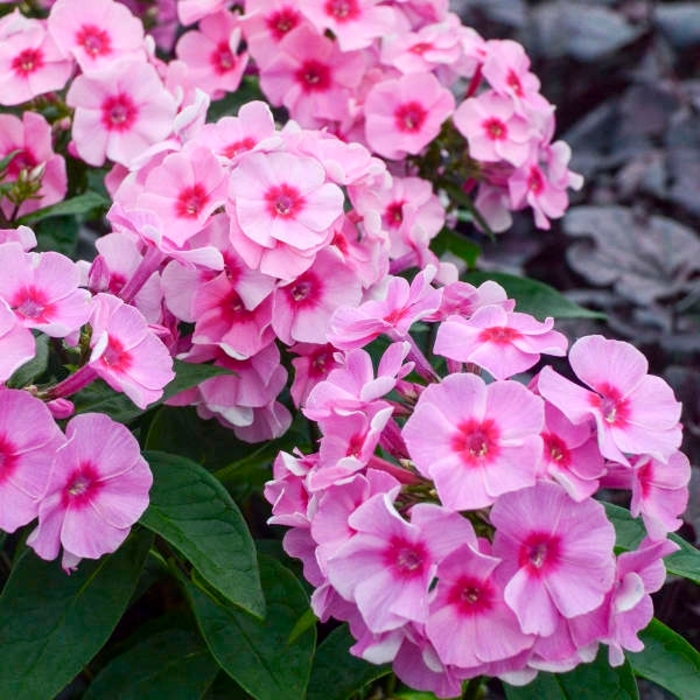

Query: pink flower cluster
[265,275,689,696]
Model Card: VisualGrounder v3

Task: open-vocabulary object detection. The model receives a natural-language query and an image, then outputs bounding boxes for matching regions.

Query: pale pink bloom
[229,150,344,279]
[0,388,65,532]
[425,279,514,321]
[0,225,36,250]
[290,343,342,408]
[120,0,178,52]
[434,305,568,380]
[0,111,67,220]
[232,400,292,443]
[259,24,366,127]
[328,267,442,350]
[628,451,691,539]
[364,73,455,160]
[48,0,146,72]
[303,0,399,51]
[326,495,477,632]
[272,248,363,345]
[135,144,228,248]
[178,0,233,25]
[67,59,177,167]
[176,12,248,100]
[508,161,570,230]
[0,299,36,382]
[88,293,175,409]
[538,335,683,465]
[402,373,544,510]
[454,91,534,167]
[473,180,513,233]
[491,480,616,637]
[0,12,73,106]
[0,243,91,338]
[265,449,316,529]
[481,39,542,112]
[27,413,152,572]
[426,544,534,669]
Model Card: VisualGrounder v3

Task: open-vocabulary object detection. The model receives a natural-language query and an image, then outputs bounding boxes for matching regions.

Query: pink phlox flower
[229,150,345,279]
[629,450,691,539]
[0,299,36,382]
[481,39,542,112]
[326,495,477,632]
[303,0,400,51]
[67,59,177,167]
[304,342,412,421]
[48,0,146,72]
[0,11,74,106]
[328,266,442,350]
[0,224,36,251]
[537,402,605,501]
[231,400,292,443]
[0,111,67,220]
[265,449,317,528]
[272,248,363,345]
[472,180,513,233]
[424,279,514,321]
[290,343,342,409]
[537,335,683,466]
[426,543,535,670]
[0,242,91,338]
[402,372,544,510]
[453,90,535,167]
[135,144,228,248]
[175,12,249,100]
[434,305,568,380]
[194,100,281,165]
[177,0,234,25]
[0,388,65,532]
[391,0,450,26]
[259,24,366,127]
[26,412,152,572]
[491,480,616,637]
[364,72,455,160]
[88,292,175,409]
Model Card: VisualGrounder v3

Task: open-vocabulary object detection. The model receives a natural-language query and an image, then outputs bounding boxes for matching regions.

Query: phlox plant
[0,1,696,699]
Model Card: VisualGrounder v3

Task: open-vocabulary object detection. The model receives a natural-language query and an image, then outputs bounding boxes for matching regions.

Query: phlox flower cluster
[265,273,689,697]
[0,233,174,571]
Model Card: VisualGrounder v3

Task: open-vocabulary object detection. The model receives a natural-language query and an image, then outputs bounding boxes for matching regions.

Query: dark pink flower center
[12,48,44,75]
[287,271,321,307]
[76,24,112,56]
[542,432,571,469]
[101,93,138,132]
[478,325,522,344]
[63,462,101,508]
[519,532,561,575]
[0,435,18,483]
[12,285,53,323]
[483,117,508,141]
[309,346,334,379]
[223,137,256,159]
[528,167,544,194]
[452,417,500,465]
[385,536,428,579]
[296,60,332,92]
[589,383,630,426]
[394,101,427,133]
[507,70,523,96]
[266,7,301,41]
[6,148,37,179]
[345,432,365,458]
[100,336,132,373]
[410,41,433,55]
[211,40,236,75]
[324,0,359,21]
[175,183,209,219]
[383,201,405,229]
[448,576,494,616]
[265,183,305,219]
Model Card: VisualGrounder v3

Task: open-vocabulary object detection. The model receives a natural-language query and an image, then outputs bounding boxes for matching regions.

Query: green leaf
[604,502,700,585]
[431,229,481,270]
[72,379,145,424]
[16,191,108,225]
[162,360,234,402]
[0,530,152,700]
[307,624,391,700]
[504,651,639,700]
[83,628,219,700]
[186,556,316,700]
[629,618,700,700]
[7,333,49,389]
[141,451,264,618]
[465,271,605,320]
[33,214,79,255]
[0,149,21,174]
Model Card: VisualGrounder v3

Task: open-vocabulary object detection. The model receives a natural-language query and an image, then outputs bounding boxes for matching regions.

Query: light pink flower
[364,73,455,160]
[67,59,177,167]
[538,335,682,465]
[434,305,568,380]
[0,299,35,382]
[27,413,152,572]
[403,373,544,510]
[491,480,616,637]
[0,388,65,532]
[481,39,542,111]
[48,0,146,72]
